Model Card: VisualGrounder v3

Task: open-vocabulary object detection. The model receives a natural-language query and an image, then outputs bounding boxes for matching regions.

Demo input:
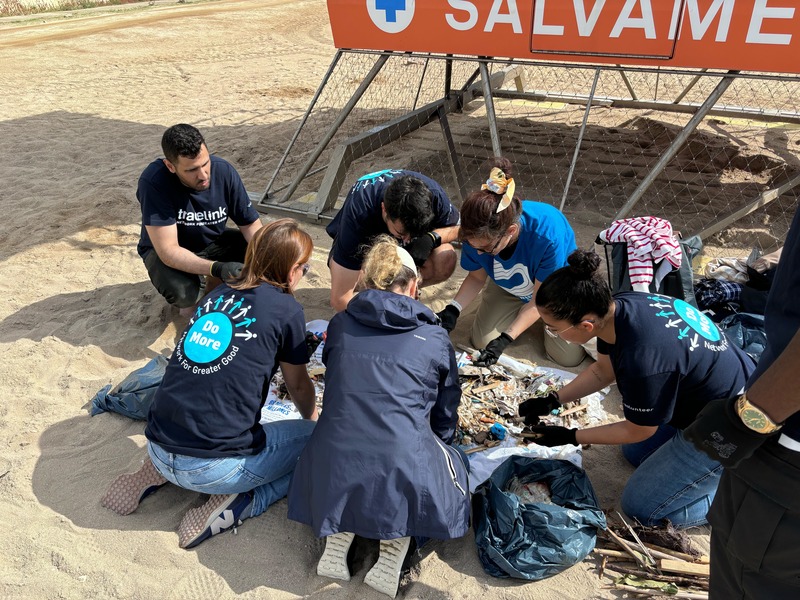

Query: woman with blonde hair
[288,236,469,598]
[103,218,318,549]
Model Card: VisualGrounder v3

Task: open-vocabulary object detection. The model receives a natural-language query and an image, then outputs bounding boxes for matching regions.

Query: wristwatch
[735,394,782,434]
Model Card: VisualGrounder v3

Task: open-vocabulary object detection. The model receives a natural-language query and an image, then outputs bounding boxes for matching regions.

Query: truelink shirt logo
[366,0,415,34]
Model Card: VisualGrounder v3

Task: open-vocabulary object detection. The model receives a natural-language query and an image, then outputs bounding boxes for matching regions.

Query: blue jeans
[620,425,722,528]
[148,419,315,517]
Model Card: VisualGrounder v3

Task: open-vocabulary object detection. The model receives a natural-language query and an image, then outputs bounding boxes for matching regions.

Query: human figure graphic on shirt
[102,219,317,549]
[325,169,460,312]
[518,249,755,528]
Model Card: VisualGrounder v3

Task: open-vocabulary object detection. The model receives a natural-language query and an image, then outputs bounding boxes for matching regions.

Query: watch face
[741,408,769,432]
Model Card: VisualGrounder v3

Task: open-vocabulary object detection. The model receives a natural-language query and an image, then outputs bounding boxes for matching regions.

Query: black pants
[143,229,248,308]
[709,437,800,599]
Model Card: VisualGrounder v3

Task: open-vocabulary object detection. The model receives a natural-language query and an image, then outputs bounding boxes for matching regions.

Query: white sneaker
[363,536,412,598]
[317,532,355,581]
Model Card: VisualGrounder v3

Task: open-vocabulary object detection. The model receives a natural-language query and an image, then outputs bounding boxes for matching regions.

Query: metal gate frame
[256,50,800,237]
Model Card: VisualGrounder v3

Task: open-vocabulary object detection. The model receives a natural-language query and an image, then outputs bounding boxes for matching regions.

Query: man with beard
[136,124,262,311]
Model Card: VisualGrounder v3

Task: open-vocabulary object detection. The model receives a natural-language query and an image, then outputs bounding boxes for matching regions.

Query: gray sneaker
[177,492,254,549]
[317,531,356,581]
[363,536,412,598]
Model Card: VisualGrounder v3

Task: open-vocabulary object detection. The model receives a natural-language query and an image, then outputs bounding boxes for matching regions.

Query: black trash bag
[720,312,767,362]
[473,456,606,581]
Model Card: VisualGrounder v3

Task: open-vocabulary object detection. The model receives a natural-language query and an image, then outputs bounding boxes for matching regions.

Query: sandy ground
[0,1,715,598]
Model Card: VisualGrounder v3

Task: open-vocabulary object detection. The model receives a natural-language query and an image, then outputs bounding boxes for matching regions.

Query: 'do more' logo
[366,0,415,34]
[184,312,233,363]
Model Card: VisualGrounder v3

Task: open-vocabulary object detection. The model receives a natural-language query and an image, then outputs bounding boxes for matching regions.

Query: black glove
[527,425,578,447]
[436,304,460,332]
[474,332,514,367]
[684,396,777,469]
[210,261,244,282]
[518,392,561,425]
[305,331,323,359]
[404,232,438,266]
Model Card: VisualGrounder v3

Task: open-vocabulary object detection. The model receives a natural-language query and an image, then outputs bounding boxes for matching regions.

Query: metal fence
[258,50,800,254]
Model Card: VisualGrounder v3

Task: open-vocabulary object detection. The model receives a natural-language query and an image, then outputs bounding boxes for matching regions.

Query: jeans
[620,425,722,528]
[148,419,315,517]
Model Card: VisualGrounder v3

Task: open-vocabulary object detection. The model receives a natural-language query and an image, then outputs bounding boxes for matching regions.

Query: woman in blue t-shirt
[102,219,318,548]
[436,157,582,367]
[518,250,756,528]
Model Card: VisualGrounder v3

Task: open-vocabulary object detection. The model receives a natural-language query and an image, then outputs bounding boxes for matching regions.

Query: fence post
[615,70,739,220]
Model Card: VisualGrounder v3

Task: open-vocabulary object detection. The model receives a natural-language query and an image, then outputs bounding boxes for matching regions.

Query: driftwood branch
[604,564,710,590]
[660,558,710,578]
[642,542,709,564]
[605,527,654,569]
[609,583,708,599]
[616,512,657,566]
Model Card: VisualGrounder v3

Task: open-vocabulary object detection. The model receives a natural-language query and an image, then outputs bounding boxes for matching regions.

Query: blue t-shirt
[136,155,260,257]
[460,201,576,302]
[325,169,459,270]
[750,207,800,441]
[145,282,308,457]
[597,292,756,429]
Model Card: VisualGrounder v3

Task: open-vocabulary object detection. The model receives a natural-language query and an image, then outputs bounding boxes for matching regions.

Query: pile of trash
[455,347,608,454]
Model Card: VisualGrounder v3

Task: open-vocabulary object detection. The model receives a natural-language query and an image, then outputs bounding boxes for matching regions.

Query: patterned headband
[481,167,515,213]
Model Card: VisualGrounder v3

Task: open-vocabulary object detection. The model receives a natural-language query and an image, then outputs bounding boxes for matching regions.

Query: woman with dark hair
[519,249,756,528]
[288,236,469,598]
[436,157,582,367]
[102,219,318,548]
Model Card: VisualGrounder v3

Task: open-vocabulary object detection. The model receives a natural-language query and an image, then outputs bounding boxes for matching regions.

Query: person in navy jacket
[288,236,469,598]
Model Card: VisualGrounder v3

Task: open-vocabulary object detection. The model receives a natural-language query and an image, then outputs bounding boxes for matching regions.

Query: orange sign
[327,1,800,74]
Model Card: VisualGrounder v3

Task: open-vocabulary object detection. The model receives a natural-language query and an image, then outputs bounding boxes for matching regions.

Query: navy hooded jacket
[287,289,470,540]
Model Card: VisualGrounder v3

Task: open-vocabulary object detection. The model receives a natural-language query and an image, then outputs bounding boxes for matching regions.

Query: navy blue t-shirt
[325,169,459,270]
[597,292,756,429]
[136,155,260,257]
[750,207,800,441]
[145,282,308,457]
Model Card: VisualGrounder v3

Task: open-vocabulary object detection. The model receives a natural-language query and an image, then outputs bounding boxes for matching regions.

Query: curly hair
[161,124,205,164]
[359,235,418,292]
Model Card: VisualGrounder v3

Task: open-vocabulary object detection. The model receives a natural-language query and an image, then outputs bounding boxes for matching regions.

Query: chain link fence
[260,51,800,255]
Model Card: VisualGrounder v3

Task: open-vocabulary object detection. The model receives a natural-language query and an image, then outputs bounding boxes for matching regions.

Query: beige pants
[470,280,587,368]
